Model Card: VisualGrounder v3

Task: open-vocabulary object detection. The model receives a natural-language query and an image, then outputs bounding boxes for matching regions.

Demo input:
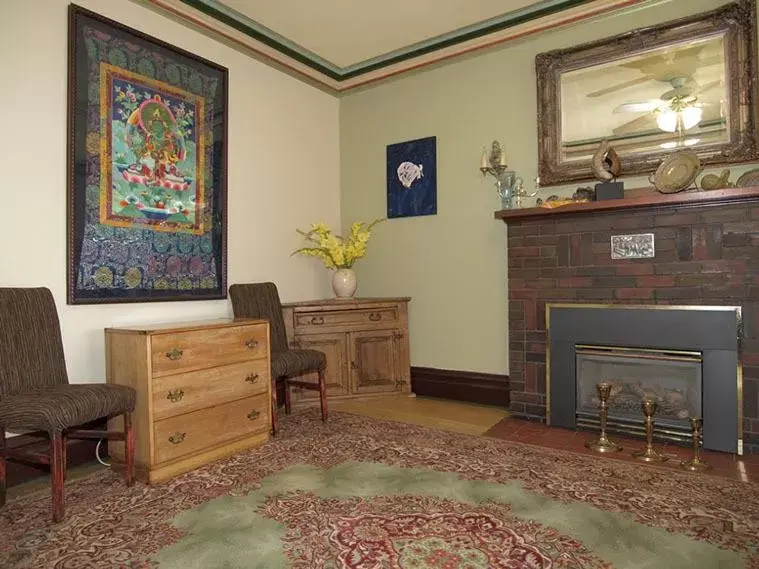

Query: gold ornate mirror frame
[536,0,757,187]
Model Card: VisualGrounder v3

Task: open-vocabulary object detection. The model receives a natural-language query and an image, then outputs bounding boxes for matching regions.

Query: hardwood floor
[331,394,509,435]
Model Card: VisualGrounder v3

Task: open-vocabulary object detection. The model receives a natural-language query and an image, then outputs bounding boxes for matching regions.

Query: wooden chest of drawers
[282,297,411,406]
[105,319,271,483]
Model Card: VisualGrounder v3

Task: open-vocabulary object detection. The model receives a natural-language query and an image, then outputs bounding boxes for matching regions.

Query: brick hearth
[504,201,759,453]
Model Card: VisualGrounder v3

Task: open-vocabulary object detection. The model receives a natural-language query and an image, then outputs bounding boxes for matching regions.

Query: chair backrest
[0,287,69,397]
[229,282,289,353]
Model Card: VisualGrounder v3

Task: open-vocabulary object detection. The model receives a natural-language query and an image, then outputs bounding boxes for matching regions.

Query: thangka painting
[386,136,437,218]
[67,5,228,304]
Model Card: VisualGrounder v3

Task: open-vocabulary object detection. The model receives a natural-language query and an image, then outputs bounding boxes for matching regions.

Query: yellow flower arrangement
[292,219,384,269]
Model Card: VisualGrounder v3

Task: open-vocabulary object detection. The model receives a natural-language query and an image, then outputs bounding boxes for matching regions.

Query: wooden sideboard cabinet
[105,319,272,483]
[282,297,411,405]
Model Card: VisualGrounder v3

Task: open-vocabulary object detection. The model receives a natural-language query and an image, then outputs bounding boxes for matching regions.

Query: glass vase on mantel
[332,268,357,299]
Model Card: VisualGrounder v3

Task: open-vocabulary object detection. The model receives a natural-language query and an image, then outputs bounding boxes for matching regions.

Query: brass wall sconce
[480,140,520,209]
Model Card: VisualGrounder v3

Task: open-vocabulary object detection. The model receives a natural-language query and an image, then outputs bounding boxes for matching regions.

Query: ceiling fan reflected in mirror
[612,76,721,135]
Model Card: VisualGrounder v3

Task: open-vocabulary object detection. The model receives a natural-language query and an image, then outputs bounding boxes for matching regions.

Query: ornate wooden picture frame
[536,0,757,186]
[67,4,228,304]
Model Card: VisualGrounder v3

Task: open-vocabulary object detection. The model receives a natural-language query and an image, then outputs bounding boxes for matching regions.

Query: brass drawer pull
[310,316,325,325]
[247,409,260,420]
[167,388,185,402]
[166,347,183,360]
[245,373,259,384]
[245,339,259,349]
[368,312,382,321]
[168,432,186,444]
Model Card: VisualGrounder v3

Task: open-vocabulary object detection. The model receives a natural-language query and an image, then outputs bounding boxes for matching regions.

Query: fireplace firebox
[576,345,702,442]
[547,304,742,454]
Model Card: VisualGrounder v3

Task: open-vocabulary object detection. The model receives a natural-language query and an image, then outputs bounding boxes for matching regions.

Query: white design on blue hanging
[396,162,424,189]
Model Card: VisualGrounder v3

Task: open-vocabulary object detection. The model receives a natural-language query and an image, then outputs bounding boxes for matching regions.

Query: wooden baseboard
[5,420,106,488]
[410,367,509,407]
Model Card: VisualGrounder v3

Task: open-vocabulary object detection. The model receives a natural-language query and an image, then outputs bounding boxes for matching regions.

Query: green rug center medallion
[152,461,744,569]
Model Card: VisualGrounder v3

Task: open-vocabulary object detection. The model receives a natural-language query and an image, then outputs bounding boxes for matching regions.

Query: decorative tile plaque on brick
[610,233,655,259]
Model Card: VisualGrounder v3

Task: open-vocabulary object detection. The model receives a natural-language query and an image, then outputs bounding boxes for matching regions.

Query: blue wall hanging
[386,136,437,218]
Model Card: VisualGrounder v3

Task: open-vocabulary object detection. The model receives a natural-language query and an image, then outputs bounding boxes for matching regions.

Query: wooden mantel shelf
[494,186,759,222]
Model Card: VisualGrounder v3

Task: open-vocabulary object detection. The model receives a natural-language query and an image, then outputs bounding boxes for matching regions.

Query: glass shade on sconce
[656,106,703,133]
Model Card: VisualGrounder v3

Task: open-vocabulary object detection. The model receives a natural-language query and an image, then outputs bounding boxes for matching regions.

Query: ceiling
[218,0,545,68]
[146,0,647,92]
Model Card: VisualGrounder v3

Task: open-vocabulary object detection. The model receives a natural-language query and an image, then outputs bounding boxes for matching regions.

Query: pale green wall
[340,0,736,375]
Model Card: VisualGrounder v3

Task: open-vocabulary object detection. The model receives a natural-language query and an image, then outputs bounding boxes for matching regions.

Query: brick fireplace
[499,191,759,453]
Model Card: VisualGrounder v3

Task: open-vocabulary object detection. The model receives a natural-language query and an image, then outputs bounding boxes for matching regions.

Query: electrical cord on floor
[95,438,110,466]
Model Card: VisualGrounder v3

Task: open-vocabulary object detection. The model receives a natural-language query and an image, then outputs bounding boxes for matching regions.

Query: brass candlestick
[585,382,622,452]
[632,399,667,462]
[681,417,710,472]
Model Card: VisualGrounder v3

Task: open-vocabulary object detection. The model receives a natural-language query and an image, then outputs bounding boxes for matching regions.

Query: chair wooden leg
[284,380,292,415]
[50,433,66,523]
[318,369,328,422]
[124,412,135,487]
[270,379,279,436]
[62,433,67,482]
[0,428,6,508]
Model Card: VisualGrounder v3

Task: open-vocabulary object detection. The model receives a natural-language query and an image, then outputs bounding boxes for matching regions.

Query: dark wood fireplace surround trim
[495,187,759,222]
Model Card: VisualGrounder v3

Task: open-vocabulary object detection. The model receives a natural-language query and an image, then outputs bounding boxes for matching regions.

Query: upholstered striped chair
[229,282,327,434]
[0,287,136,523]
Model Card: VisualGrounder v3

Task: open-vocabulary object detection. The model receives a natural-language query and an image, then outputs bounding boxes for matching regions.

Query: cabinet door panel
[350,330,399,394]
[293,333,349,399]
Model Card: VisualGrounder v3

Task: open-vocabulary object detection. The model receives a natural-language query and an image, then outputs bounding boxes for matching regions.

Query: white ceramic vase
[332,268,357,298]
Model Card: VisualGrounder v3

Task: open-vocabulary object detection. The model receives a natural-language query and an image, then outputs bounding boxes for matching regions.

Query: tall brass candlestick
[585,382,622,452]
[632,399,667,462]
[681,417,710,472]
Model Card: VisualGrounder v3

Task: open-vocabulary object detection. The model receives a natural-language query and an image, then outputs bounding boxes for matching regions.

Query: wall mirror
[536,0,757,186]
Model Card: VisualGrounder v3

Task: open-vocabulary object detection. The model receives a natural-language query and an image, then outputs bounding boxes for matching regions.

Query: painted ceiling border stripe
[178,0,597,79]
[144,0,345,91]
[184,0,342,73]
[339,0,590,74]
[338,0,643,91]
[144,0,645,92]
[178,0,343,79]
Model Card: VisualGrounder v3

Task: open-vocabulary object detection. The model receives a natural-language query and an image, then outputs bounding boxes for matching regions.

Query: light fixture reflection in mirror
[655,106,703,133]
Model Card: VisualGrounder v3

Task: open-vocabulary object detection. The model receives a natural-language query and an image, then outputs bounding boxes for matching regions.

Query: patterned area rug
[1,410,758,568]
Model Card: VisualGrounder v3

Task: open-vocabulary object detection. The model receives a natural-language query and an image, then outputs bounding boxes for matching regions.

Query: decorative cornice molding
[143,0,646,92]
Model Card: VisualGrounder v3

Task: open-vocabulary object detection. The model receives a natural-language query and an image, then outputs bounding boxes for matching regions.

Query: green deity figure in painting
[110,79,198,230]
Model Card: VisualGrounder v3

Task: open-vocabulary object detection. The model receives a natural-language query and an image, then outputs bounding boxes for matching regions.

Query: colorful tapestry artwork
[67,5,228,304]
[105,70,204,234]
